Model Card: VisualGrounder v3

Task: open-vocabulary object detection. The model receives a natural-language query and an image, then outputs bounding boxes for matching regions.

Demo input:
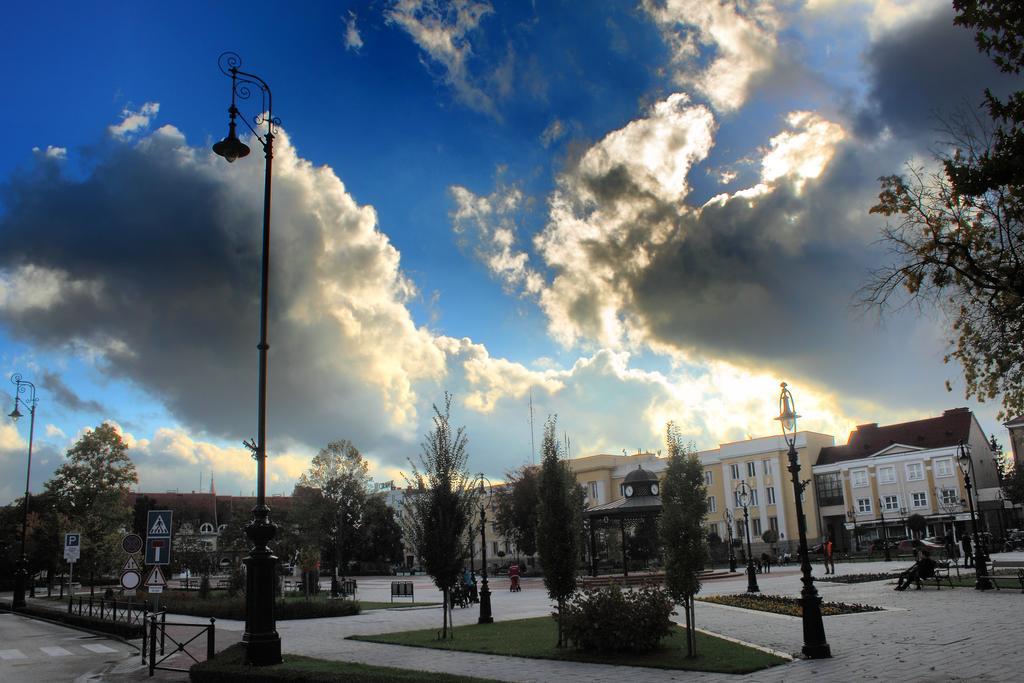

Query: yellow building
[568,431,834,556]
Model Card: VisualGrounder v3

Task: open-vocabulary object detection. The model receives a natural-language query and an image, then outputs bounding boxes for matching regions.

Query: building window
[707,496,717,512]
[737,521,746,538]
[883,494,899,511]
[857,498,872,514]
[752,518,763,537]
[492,541,499,555]
[912,491,928,508]
[906,462,924,481]
[851,468,869,488]
[814,472,844,506]
[878,466,896,484]
[730,463,740,479]
[769,516,779,532]
[588,481,598,501]
[750,489,759,506]
[940,488,959,506]
[705,471,713,485]
[766,486,776,505]
[734,490,744,508]
[747,461,757,477]
[199,522,214,533]
[934,459,954,478]
[763,459,772,474]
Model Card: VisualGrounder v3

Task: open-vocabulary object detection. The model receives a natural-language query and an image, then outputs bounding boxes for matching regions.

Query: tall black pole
[778,382,830,659]
[478,488,493,624]
[726,510,737,572]
[214,52,281,666]
[9,374,36,610]
[742,502,759,592]
[959,448,992,590]
[878,500,891,562]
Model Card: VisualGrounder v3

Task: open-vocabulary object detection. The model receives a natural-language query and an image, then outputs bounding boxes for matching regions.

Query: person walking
[962,534,974,568]
[823,536,836,575]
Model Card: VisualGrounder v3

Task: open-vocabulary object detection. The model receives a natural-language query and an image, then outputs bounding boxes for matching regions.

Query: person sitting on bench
[895,550,936,591]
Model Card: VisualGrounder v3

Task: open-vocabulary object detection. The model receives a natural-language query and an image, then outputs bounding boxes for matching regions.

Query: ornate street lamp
[475,475,494,624]
[725,509,737,572]
[846,509,860,552]
[8,373,37,610]
[213,52,282,665]
[776,382,831,659]
[957,442,993,590]
[877,498,892,562]
[734,481,759,592]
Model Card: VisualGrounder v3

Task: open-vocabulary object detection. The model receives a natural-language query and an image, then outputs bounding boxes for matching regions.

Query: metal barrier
[67,596,148,626]
[142,611,216,676]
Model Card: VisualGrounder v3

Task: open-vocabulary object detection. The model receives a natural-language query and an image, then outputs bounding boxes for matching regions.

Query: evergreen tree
[536,416,578,647]
[494,464,540,561]
[658,421,708,657]
[402,394,473,639]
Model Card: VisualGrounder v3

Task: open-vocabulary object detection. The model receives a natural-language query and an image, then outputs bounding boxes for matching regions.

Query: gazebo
[583,465,662,577]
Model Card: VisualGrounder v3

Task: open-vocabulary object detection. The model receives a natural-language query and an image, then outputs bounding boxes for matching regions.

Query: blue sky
[0,0,1017,503]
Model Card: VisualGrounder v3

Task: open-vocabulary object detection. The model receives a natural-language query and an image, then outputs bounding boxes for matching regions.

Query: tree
[295,440,370,579]
[494,465,540,562]
[535,416,578,648]
[865,4,1024,421]
[906,513,928,539]
[1002,464,1024,507]
[402,394,473,639]
[658,422,707,657]
[44,423,137,587]
[356,494,404,567]
[761,528,779,545]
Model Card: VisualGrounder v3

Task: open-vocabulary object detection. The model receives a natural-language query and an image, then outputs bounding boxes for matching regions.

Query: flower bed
[817,572,899,584]
[697,594,882,617]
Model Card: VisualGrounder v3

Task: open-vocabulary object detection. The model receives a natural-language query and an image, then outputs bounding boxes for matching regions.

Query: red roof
[816,408,973,466]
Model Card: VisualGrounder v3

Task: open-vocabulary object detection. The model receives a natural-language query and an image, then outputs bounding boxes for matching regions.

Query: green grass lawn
[190,643,499,682]
[697,594,882,616]
[350,616,786,674]
[358,601,440,610]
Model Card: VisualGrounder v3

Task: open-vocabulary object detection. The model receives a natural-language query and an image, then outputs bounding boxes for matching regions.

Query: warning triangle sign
[145,566,166,587]
[122,556,141,571]
[149,516,169,536]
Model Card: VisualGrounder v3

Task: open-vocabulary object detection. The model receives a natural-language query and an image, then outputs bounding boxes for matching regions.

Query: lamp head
[776,382,799,438]
[8,404,21,422]
[736,482,749,507]
[957,442,971,474]
[213,122,250,163]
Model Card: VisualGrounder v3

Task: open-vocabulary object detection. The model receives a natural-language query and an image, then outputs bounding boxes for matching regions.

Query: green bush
[153,591,360,620]
[561,584,675,653]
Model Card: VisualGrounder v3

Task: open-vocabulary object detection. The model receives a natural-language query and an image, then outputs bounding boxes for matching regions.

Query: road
[0,612,139,682]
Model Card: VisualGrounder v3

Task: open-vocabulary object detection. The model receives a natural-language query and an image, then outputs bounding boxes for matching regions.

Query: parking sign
[64,532,81,563]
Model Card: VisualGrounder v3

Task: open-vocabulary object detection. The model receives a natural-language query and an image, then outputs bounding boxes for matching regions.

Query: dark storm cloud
[858,6,1019,140]
[40,370,105,414]
[0,127,445,466]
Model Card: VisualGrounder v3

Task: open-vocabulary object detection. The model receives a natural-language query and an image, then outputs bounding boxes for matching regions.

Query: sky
[0,0,1018,504]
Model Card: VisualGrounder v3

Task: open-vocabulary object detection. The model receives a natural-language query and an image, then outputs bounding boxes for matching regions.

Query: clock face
[651,483,659,496]
[624,485,634,497]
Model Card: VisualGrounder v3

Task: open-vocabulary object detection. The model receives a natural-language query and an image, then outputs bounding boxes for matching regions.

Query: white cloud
[109,102,160,139]
[32,146,67,160]
[386,0,496,115]
[344,10,364,51]
[804,0,945,38]
[45,424,66,439]
[0,265,103,313]
[540,119,565,147]
[643,0,781,111]
[450,183,543,296]
[760,111,846,191]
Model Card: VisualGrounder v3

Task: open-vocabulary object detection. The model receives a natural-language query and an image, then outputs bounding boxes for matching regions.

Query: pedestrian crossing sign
[146,510,172,538]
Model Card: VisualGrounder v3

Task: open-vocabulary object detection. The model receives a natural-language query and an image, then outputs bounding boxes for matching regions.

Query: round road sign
[121,570,142,591]
[121,533,143,554]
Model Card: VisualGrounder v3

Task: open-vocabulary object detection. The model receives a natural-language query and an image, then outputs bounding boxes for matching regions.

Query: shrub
[561,584,675,653]
[199,576,211,599]
[227,566,245,597]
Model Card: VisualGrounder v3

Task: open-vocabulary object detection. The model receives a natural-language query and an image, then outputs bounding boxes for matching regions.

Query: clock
[651,483,659,496]
[624,485,634,497]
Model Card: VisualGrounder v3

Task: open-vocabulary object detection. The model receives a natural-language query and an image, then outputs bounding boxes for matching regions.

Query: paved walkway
[199,553,1024,682]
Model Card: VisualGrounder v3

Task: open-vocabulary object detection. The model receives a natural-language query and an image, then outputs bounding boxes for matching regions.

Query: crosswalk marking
[0,649,27,660]
[81,643,118,654]
[40,646,73,657]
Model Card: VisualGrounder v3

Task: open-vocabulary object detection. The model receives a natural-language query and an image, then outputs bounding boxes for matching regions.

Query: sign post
[145,511,172,610]
[64,533,81,599]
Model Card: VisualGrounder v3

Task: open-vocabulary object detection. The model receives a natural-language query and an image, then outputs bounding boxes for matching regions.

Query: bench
[931,560,959,589]
[980,560,1024,593]
[391,580,414,602]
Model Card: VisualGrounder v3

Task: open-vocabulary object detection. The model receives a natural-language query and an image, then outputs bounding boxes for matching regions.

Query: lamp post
[8,374,37,609]
[213,52,282,665]
[734,481,759,593]
[846,509,860,552]
[725,509,737,572]
[957,442,993,590]
[475,475,494,624]
[877,499,892,562]
[776,382,831,659]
